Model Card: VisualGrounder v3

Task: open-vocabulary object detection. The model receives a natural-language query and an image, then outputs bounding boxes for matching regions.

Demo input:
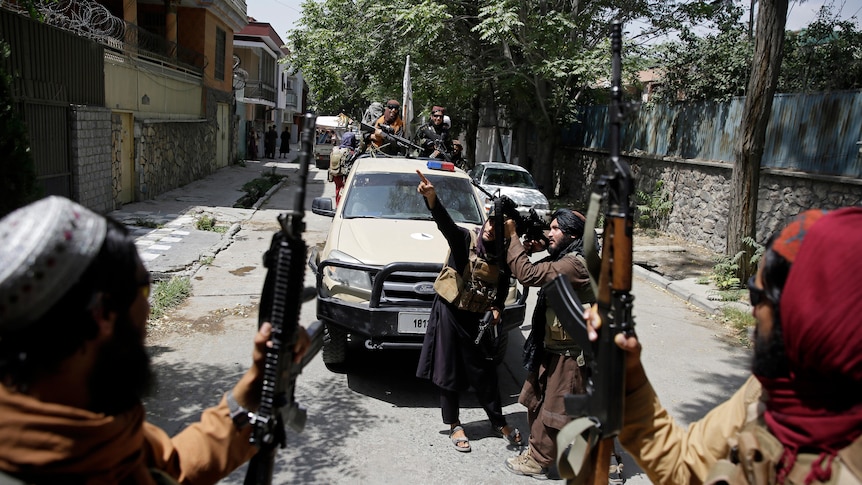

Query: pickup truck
[308,156,527,369]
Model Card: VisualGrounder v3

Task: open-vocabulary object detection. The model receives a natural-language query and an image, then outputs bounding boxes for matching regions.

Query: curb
[634,265,721,314]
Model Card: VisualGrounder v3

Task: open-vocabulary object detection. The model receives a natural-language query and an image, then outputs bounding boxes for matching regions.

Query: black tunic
[415,198,507,391]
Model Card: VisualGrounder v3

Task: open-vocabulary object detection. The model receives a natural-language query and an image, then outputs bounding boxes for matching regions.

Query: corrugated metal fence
[564,91,862,178]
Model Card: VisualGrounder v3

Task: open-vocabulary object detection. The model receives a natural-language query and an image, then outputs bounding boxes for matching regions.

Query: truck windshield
[342,172,483,224]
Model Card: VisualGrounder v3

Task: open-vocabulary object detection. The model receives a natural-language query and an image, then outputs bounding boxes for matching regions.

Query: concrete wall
[69,106,114,213]
[555,148,862,253]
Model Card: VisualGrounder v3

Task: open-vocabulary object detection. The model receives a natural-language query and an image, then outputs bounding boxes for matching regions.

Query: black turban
[552,208,586,239]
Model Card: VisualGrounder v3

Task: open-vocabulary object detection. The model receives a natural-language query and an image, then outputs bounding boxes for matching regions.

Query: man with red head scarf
[577,207,862,485]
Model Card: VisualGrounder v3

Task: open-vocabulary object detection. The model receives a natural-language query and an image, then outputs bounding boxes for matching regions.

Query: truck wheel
[493,331,509,365]
[322,322,348,369]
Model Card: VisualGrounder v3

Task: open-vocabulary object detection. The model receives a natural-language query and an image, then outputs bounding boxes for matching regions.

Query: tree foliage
[779,4,862,92]
[651,3,753,102]
[651,1,862,102]
[288,0,733,190]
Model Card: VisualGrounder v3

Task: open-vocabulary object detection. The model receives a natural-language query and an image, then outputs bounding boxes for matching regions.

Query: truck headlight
[325,250,373,291]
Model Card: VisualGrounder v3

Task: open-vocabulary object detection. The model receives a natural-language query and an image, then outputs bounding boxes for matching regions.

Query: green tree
[0,40,39,217]
[651,4,754,102]
[779,4,862,92]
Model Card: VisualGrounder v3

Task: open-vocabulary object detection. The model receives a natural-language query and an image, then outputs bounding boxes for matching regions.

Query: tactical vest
[705,381,862,485]
[433,230,500,313]
[545,253,596,352]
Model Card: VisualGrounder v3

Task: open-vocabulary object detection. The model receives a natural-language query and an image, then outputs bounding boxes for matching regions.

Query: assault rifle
[244,113,325,485]
[471,181,550,249]
[359,121,422,154]
[545,21,635,485]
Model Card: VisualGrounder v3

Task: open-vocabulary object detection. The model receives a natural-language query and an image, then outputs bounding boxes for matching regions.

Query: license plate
[397,312,429,334]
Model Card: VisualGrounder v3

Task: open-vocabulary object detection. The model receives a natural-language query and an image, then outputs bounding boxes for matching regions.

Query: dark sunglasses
[431,114,443,118]
[747,275,768,306]
[386,105,400,111]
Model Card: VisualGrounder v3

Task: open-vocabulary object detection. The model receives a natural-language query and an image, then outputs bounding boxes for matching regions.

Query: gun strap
[583,191,603,297]
[556,416,602,483]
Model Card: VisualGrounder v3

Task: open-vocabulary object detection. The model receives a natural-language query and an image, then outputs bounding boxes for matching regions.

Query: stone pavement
[110,158,748,316]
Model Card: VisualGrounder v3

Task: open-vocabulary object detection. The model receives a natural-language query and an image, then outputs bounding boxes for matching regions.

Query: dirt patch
[147,303,257,341]
[633,231,719,281]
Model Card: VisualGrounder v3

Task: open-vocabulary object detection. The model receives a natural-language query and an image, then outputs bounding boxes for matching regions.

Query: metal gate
[18,101,71,198]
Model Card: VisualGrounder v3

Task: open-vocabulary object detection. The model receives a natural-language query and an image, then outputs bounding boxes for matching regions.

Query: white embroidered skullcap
[0,196,107,331]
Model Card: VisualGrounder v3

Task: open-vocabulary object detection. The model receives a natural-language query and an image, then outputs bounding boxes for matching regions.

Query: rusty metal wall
[566,91,862,178]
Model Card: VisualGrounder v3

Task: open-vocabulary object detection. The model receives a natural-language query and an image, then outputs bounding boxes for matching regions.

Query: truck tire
[493,331,509,365]
[322,322,348,368]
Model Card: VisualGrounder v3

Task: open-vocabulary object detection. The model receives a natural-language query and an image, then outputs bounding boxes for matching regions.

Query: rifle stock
[244,114,325,485]
[546,21,635,485]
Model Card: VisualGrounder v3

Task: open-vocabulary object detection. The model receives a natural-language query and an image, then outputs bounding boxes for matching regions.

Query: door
[216,103,229,168]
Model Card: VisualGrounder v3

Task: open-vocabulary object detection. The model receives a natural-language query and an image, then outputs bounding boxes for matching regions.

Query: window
[215,28,226,80]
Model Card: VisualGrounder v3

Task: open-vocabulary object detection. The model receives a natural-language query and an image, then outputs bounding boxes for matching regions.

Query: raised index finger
[416,170,430,184]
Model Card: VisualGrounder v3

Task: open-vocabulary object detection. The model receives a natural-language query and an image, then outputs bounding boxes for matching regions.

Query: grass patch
[200,255,215,266]
[150,276,191,320]
[133,218,162,229]
[234,172,285,208]
[719,306,755,347]
[196,215,227,233]
[707,288,746,301]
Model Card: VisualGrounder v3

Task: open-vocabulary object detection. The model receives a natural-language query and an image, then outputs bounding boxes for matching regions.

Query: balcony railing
[115,22,207,76]
[244,80,276,103]
[8,0,207,77]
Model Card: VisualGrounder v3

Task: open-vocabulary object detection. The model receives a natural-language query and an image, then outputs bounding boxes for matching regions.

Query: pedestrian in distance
[502,208,596,478]
[579,207,862,485]
[247,128,258,159]
[279,127,291,158]
[414,170,523,453]
[264,125,278,159]
[0,196,311,484]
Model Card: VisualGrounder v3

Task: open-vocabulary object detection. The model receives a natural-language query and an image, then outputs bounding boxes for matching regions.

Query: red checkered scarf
[756,207,862,484]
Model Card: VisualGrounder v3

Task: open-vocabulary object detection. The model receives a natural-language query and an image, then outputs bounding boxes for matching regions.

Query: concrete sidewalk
[110,156,316,279]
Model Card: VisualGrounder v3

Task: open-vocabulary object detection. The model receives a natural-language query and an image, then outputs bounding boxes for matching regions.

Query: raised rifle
[359,121,423,154]
[244,113,325,485]
[470,181,551,249]
[544,20,635,485]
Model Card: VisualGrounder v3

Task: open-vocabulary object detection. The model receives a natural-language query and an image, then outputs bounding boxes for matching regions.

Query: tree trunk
[727,0,788,280]
[465,93,481,170]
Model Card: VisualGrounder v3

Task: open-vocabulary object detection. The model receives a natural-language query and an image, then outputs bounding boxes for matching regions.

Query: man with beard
[0,196,310,485]
[502,208,596,478]
[367,99,406,156]
[581,208,862,484]
[414,106,453,159]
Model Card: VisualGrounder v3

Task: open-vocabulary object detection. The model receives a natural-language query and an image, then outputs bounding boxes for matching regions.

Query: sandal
[496,424,524,446]
[449,425,471,452]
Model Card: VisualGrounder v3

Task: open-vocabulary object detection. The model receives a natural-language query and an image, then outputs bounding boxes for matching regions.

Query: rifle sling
[556,416,602,482]
[583,191,602,297]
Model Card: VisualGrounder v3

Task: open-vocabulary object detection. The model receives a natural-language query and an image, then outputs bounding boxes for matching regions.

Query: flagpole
[402,55,414,140]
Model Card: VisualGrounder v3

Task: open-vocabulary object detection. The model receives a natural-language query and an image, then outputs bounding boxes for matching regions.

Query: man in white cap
[415,105,454,159]
[0,196,310,484]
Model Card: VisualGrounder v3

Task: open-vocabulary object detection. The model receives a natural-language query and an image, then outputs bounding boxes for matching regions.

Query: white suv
[309,156,527,368]
[470,162,551,222]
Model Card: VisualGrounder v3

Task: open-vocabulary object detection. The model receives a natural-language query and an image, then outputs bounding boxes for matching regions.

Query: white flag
[402,55,414,140]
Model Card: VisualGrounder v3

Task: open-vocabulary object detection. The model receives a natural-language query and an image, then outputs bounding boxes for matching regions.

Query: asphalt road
[143,166,752,485]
